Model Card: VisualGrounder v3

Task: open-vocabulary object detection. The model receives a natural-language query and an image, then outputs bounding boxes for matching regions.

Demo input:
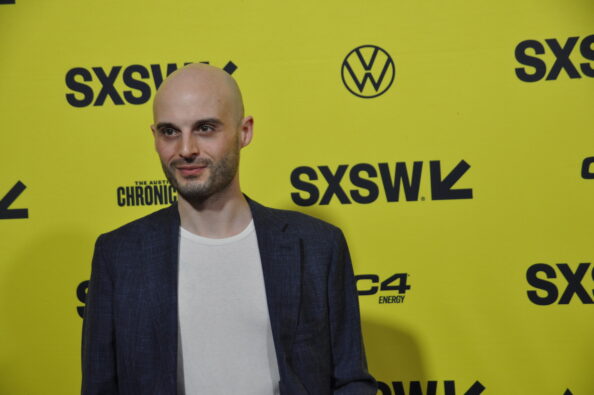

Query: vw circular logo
[341,45,395,98]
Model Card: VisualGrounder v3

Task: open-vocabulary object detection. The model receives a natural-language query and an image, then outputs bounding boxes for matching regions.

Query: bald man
[81,64,377,395]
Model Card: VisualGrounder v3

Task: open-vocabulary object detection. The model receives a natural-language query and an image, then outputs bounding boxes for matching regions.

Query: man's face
[151,84,250,203]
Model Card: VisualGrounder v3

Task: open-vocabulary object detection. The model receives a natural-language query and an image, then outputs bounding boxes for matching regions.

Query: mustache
[170,158,212,168]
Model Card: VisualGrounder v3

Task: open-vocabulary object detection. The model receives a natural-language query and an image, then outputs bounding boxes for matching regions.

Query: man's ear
[239,116,254,148]
[150,124,159,149]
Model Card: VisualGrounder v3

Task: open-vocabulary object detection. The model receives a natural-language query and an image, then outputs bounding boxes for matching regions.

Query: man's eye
[198,124,215,132]
[161,128,177,136]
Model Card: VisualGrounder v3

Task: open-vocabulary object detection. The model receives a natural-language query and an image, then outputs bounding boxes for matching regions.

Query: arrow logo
[465,381,485,395]
[0,181,29,219]
[430,160,473,200]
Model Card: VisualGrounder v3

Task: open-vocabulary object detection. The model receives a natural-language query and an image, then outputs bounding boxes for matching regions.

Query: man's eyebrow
[192,118,223,128]
[155,118,223,131]
[155,122,179,130]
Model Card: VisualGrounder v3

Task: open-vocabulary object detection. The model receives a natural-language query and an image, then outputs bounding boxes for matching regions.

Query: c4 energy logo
[581,156,594,179]
[341,45,395,98]
[515,34,594,82]
[290,160,472,206]
[65,60,237,107]
[116,179,177,207]
[0,181,28,219]
[377,380,485,395]
[526,262,594,305]
[356,273,410,304]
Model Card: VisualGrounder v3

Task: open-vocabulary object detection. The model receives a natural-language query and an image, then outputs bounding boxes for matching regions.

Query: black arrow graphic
[564,390,573,395]
[223,61,237,74]
[465,381,485,395]
[0,181,28,219]
[430,160,473,200]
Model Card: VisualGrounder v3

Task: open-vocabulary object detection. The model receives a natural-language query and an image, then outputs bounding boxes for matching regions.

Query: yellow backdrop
[1,0,593,394]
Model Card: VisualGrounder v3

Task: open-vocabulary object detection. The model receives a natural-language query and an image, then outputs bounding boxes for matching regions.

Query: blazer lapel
[248,199,302,378]
[142,204,180,389]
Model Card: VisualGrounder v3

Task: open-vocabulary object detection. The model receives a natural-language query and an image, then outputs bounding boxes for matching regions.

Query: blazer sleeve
[81,234,119,394]
[327,229,378,395]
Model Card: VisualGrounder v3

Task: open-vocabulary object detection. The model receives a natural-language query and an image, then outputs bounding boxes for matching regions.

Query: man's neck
[177,186,252,239]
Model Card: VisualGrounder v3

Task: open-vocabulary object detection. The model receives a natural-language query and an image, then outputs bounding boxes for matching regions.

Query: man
[82,63,377,395]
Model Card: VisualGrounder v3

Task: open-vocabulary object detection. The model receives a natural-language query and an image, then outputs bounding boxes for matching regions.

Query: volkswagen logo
[341,45,395,98]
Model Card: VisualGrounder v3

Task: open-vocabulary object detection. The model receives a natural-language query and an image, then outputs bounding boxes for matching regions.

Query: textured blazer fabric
[81,198,377,395]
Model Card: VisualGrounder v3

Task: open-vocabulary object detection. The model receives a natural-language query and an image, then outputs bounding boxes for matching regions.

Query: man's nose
[179,132,199,159]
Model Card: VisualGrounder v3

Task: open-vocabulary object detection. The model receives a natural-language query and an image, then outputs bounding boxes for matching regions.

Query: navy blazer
[82,198,377,394]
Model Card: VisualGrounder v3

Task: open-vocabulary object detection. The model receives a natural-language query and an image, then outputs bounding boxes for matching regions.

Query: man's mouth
[176,165,207,177]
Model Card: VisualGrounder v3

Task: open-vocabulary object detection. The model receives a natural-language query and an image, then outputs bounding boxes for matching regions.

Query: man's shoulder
[251,200,342,238]
[97,204,176,245]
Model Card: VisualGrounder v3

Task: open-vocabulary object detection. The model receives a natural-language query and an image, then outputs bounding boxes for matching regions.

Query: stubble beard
[162,150,239,204]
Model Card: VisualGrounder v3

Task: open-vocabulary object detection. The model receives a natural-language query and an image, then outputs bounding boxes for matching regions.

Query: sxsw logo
[514,34,594,82]
[526,262,594,305]
[377,380,485,395]
[290,160,472,206]
[356,273,410,304]
[77,280,89,318]
[65,60,237,107]
[0,181,28,219]
[341,45,395,98]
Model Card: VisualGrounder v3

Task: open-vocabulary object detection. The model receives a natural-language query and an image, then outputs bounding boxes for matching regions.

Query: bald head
[153,63,244,125]
[150,63,254,207]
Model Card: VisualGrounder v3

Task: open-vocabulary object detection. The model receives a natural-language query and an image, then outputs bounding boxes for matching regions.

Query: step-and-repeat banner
[1,0,592,394]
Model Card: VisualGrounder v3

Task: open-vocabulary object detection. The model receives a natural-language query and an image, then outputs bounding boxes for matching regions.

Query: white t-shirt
[177,220,280,395]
